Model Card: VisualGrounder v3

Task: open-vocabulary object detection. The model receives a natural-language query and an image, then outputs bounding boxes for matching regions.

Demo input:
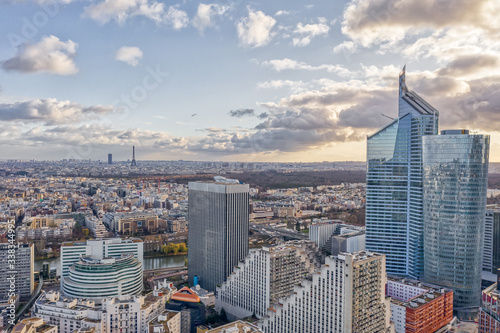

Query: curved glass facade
[62,254,143,299]
[423,133,490,318]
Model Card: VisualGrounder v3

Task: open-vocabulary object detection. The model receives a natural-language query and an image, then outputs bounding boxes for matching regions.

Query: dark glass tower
[188,181,249,291]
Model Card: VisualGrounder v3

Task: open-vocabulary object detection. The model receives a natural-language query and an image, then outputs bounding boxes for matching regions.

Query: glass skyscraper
[188,180,249,292]
[366,67,438,278]
[423,130,490,319]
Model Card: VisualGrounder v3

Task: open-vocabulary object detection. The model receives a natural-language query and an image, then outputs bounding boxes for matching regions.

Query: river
[34,255,187,275]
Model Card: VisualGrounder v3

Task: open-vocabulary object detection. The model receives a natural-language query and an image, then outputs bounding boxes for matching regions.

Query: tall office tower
[483,207,500,283]
[108,153,112,164]
[423,130,490,320]
[366,67,438,278]
[188,179,249,292]
[60,238,143,289]
[215,242,321,320]
[0,243,34,300]
[259,251,392,333]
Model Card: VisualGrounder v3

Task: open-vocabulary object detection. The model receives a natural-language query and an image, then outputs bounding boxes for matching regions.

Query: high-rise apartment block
[188,179,249,292]
[259,251,392,333]
[423,130,489,319]
[0,243,34,300]
[215,241,321,320]
[479,276,500,333]
[366,67,438,279]
[60,238,143,289]
[387,276,453,333]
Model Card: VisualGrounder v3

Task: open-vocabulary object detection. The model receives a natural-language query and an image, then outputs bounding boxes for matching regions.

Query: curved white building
[62,253,143,300]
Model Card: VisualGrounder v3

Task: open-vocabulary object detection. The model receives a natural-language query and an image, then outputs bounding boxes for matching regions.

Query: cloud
[165,5,189,30]
[83,0,188,27]
[262,58,353,77]
[275,10,290,16]
[292,18,330,47]
[193,3,228,32]
[333,41,356,54]
[236,9,276,48]
[257,80,309,93]
[438,54,499,77]
[115,46,143,66]
[2,35,78,75]
[0,98,114,125]
[229,109,255,117]
[341,0,500,47]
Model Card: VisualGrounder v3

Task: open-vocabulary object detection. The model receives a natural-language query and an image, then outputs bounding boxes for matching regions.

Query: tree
[178,243,187,253]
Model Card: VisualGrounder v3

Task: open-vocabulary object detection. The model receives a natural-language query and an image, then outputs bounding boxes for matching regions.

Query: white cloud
[115,46,143,66]
[165,5,189,30]
[333,41,356,54]
[292,19,330,47]
[262,58,353,77]
[2,35,78,75]
[275,10,290,16]
[257,80,309,93]
[193,3,228,33]
[236,9,276,48]
[83,0,187,27]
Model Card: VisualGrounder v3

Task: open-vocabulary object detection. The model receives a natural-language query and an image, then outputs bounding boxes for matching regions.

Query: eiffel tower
[131,146,137,167]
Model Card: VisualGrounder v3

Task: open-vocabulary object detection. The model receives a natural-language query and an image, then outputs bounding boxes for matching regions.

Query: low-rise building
[148,310,181,333]
[11,317,57,333]
[479,278,500,333]
[387,276,453,333]
[197,321,263,332]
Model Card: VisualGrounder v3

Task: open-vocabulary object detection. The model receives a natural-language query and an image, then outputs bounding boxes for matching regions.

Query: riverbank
[144,252,187,258]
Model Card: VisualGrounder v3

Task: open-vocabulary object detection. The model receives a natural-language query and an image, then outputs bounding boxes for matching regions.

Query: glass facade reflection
[423,132,490,319]
[366,67,438,278]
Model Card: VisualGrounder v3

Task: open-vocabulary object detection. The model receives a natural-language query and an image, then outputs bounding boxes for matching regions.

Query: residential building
[366,67,438,279]
[0,243,34,300]
[197,321,263,332]
[215,241,321,320]
[188,179,249,292]
[309,220,342,248]
[148,310,181,333]
[330,230,365,256]
[387,276,453,333]
[11,317,57,333]
[34,282,175,333]
[60,238,143,287]
[62,253,143,300]
[84,216,108,238]
[423,130,490,319]
[479,277,500,333]
[259,251,393,333]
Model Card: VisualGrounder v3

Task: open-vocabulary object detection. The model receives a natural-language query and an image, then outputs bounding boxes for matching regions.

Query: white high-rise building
[215,241,321,320]
[0,243,34,300]
[259,251,393,333]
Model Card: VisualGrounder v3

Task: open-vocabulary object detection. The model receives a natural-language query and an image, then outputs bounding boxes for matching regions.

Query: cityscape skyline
[1,0,500,162]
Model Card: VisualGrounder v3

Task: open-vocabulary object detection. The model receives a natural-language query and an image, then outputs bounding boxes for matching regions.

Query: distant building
[215,241,321,320]
[308,220,342,248]
[259,251,393,333]
[188,180,249,292]
[423,130,490,319]
[108,154,112,165]
[366,67,438,279]
[330,230,365,256]
[387,276,453,333]
[0,243,34,300]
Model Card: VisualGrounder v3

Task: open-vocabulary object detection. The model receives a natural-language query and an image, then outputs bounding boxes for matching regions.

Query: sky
[0,0,500,162]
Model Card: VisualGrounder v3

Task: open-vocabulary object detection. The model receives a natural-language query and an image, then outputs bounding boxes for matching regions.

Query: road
[250,225,308,240]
